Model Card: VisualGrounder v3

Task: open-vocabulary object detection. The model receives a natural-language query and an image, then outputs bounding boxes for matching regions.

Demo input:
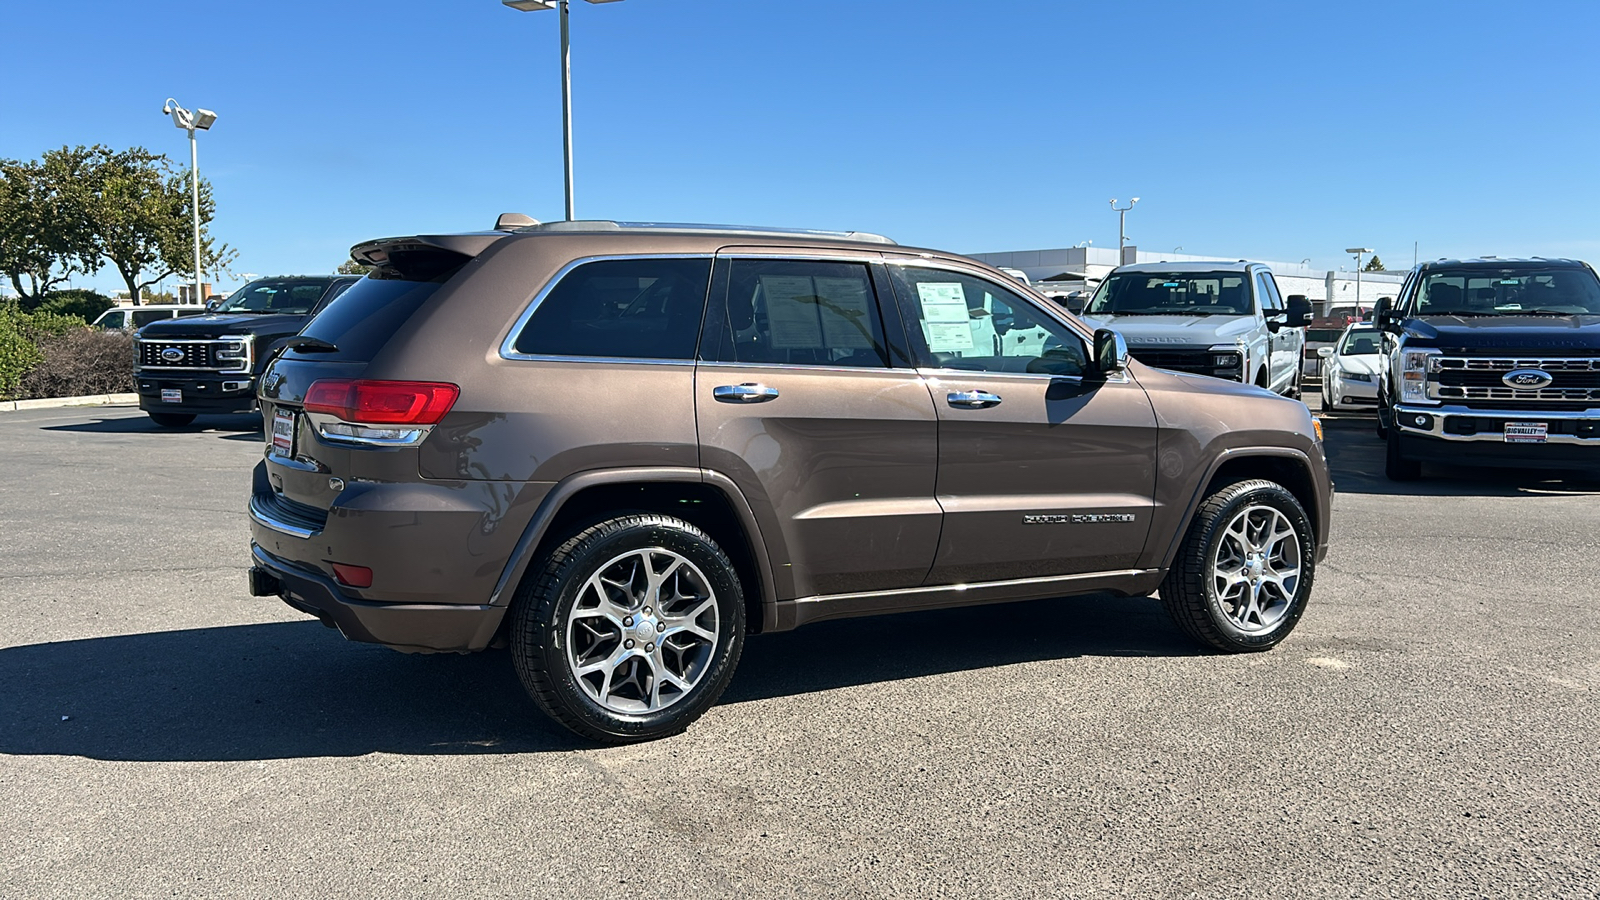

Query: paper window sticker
[916,282,970,323]
[925,322,975,353]
[812,276,875,349]
[759,274,824,349]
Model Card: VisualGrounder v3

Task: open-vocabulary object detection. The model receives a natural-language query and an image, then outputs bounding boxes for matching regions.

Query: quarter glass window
[512,257,711,360]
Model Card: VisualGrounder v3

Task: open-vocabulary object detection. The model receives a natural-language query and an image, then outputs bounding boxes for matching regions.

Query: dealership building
[967,245,1406,313]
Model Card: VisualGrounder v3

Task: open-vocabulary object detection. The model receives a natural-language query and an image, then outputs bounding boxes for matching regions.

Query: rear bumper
[136,372,256,414]
[250,544,505,653]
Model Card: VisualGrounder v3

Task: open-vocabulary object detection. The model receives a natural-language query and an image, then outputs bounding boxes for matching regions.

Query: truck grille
[1432,356,1600,406]
[136,337,252,373]
[1128,348,1215,376]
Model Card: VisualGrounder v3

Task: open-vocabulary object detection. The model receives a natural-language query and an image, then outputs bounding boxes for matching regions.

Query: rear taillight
[303,380,459,425]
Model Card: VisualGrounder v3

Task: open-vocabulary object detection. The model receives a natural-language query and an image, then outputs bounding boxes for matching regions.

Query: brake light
[303,379,459,424]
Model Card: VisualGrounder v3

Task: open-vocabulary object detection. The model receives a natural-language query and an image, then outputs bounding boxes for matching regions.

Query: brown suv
[246,221,1332,743]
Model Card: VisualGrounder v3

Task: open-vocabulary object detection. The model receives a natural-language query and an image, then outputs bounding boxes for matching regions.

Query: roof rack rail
[510,220,897,245]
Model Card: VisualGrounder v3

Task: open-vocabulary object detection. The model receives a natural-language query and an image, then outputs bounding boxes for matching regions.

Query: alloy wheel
[1210,504,1301,633]
[564,547,720,714]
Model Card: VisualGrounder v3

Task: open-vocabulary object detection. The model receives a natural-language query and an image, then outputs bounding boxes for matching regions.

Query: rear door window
[510,257,712,361]
[702,258,889,368]
[132,310,172,327]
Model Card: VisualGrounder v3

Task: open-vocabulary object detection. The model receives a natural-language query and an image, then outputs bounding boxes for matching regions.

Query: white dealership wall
[968,246,1406,312]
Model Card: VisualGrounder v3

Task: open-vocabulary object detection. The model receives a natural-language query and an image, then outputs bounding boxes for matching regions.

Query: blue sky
[4,0,1599,293]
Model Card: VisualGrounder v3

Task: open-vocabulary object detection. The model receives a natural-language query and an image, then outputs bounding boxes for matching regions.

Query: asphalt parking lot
[2,403,1597,899]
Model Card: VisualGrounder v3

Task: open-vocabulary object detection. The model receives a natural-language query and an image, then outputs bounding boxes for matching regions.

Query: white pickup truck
[1079,260,1312,397]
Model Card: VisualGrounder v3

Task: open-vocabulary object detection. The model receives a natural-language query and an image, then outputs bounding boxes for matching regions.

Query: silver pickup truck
[1080,261,1313,397]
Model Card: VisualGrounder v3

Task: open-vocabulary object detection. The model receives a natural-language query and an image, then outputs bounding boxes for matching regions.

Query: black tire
[147,412,195,428]
[1159,479,1315,653]
[510,514,746,744]
[1375,403,1389,440]
[1385,430,1422,481]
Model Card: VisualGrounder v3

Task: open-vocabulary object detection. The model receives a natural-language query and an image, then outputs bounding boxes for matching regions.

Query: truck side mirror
[1093,328,1128,374]
[1286,294,1313,327]
[1375,296,1394,326]
[205,299,220,312]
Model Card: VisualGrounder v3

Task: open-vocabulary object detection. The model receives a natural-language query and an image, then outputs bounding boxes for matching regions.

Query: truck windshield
[1085,273,1251,316]
[1416,268,1600,316]
[213,279,336,315]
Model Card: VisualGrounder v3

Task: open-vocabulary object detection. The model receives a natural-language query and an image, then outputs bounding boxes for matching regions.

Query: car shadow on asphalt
[1320,422,1600,498]
[0,594,1192,762]
[42,413,262,438]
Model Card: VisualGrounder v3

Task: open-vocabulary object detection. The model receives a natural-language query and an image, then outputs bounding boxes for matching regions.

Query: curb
[1,392,139,412]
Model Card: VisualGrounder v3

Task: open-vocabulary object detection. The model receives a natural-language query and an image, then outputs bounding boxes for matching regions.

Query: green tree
[1363,254,1385,272]
[336,258,372,276]
[0,148,103,302]
[80,146,234,305]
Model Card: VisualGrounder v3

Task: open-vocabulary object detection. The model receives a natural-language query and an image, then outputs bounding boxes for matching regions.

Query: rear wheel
[1160,479,1314,653]
[147,412,195,428]
[510,514,745,744]
[1385,430,1422,481]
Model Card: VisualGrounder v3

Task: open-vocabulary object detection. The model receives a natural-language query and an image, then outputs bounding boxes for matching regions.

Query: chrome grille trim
[1430,356,1600,403]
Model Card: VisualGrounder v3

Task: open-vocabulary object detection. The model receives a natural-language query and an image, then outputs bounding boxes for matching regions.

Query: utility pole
[1110,198,1139,260]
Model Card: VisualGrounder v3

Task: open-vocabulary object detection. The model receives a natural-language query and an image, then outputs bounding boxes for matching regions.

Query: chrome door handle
[713,383,780,403]
[947,390,1002,409]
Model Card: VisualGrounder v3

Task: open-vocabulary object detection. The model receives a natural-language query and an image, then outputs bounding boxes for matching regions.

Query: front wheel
[510,514,746,744]
[1160,479,1315,653]
[147,412,195,428]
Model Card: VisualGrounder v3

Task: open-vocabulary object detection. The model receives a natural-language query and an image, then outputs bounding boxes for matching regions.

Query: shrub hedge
[0,303,126,401]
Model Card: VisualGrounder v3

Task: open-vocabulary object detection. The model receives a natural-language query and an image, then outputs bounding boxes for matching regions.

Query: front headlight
[1341,370,1374,383]
[1399,348,1439,404]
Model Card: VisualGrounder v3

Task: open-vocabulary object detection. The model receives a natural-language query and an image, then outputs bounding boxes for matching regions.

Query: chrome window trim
[698,359,920,375]
[703,255,898,372]
[715,251,883,264]
[497,253,716,364]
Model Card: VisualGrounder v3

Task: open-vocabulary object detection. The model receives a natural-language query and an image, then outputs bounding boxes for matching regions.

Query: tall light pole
[161,98,217,305]
[503,0,625,221]
[1346,247,1374,311]
[1110,197,1139,257]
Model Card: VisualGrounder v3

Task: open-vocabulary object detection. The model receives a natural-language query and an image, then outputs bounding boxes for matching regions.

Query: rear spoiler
[348,232,509,280]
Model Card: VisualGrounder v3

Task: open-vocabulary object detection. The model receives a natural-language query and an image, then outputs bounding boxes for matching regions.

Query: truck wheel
[1385,430,1422,481]
[1160,479,1314,653]
[510,514,745,744]
[148,412,195,428]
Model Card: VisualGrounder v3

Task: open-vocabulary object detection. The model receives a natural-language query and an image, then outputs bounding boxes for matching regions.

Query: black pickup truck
[133,276,359,427]
[1376,257,1600,479]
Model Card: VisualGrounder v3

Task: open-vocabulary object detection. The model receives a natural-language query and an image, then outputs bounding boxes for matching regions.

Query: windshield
[1339,330,1381,355]
[1085,272,1251,316]
[214,279,336,315]
[1415,267,1600,316]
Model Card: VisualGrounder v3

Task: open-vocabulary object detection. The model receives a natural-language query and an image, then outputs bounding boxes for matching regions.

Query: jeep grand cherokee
[247,220,1332,743]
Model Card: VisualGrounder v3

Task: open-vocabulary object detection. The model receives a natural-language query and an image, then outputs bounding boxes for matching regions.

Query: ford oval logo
[1503,368,1553,389]
[160,347,184,362]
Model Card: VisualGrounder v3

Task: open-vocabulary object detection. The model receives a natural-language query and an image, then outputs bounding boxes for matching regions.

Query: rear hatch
[255,236,497,523]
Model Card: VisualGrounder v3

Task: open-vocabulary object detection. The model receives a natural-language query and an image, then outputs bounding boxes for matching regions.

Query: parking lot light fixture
[1346,247,1375,311]
[1110,198,1139,254]
[161,98,217,306]
[503,0,627,220]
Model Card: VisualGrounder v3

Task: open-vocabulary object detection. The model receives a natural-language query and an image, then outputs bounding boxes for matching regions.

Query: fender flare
[485,466,780,631]
[1154,446,1319,572]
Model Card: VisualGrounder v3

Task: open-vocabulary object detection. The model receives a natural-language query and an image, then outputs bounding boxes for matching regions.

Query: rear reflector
[303,379,459,425]
[330,562,373,588]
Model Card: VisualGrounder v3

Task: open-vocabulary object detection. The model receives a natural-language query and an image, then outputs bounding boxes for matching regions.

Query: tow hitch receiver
[247,566,283,597]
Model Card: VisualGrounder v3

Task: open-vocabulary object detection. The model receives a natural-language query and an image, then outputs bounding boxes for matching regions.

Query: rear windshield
[1086,272,1251,316]
[289,276,449,361]
[1416,267,1600,316]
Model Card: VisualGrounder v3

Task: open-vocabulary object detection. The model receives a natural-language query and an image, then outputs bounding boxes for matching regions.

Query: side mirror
[1285,294,1313,327]
[1093,328,1128,374]
[1065,295,1087,314]
[1317,346,1336,358]
[205,299,219,312]
[1375,295,1394,327]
